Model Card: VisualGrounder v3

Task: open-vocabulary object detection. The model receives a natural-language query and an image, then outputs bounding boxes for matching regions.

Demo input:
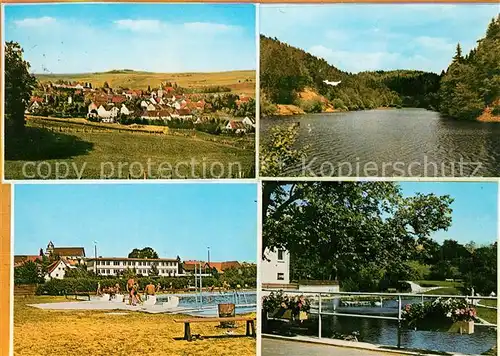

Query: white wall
[46,261,67,280]
[261,248,290,284]
[298,284,340,293]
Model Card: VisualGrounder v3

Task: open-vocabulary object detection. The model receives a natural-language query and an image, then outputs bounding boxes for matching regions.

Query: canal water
[306,297,497,355]
[260,109,500,177]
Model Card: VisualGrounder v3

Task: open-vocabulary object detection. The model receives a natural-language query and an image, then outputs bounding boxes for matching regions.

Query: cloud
[183,22,240,33]
[14,16,56,27]
[308,44,438,73]
[114,19,163,33]
[414,36,454,51]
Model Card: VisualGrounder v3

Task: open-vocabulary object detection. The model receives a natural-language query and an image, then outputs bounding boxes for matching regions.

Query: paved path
[262,338,400,356]
[404,281,440,294]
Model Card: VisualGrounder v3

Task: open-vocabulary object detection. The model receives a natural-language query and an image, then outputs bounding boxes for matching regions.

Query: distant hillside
[35,69,256,97]
[260,35,441,115]
[261,15,500,121]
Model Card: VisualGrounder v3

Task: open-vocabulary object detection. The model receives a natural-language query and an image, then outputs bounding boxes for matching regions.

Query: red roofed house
[45,259,76,280]
[226,120,247,133]
[111,95,126,104]
[13,255,41,268]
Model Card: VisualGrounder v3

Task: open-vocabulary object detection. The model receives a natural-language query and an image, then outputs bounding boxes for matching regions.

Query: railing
[262,288,497,349]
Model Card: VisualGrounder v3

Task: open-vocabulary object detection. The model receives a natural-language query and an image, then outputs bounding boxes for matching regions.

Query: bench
[174,317,256,341]
[65,291,91,301]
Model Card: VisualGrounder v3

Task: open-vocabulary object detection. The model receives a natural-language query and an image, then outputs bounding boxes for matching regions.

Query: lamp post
[93,240,98,275]
[207,247,211,274]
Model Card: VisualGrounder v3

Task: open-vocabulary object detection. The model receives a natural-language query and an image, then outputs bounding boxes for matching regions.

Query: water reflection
[260,109,500,177]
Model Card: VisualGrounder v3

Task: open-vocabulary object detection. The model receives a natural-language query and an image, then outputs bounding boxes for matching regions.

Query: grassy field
[5,119,255,179]
[14,296,256,356]
[423,287,462,295]
[36,70,256,97]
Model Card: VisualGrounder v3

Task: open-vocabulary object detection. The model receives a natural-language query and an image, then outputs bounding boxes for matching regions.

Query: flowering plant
[402,298,476,328]
[262,291,311,317]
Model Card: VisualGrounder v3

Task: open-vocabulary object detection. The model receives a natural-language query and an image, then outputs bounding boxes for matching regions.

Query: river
[260,109,500,177]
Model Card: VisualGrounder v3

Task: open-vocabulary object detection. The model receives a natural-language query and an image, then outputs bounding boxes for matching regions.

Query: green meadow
[5,119,255,179]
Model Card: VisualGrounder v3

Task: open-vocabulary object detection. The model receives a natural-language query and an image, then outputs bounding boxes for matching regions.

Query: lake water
[260,109,500,177]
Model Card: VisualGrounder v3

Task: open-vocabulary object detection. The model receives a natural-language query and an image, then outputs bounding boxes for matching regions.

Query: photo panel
[260,180,498,355]
[3,3,257,180]
[259,4,500,178]
[12,182,257,355]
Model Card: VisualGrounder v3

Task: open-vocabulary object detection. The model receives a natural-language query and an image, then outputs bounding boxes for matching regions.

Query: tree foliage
[439,16,500,120]
[262,182,453,282]
[128,247,159,259]
[4,41,37,134]
[260,124,308,177]
[14,261,43,285]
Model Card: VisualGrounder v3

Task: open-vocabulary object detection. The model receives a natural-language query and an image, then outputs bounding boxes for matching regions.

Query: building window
[277,249,284,261]
[277,273,285,281]
[114,261,119,266]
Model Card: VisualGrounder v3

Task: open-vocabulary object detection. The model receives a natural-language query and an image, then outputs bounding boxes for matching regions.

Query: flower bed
[402,298,476,333]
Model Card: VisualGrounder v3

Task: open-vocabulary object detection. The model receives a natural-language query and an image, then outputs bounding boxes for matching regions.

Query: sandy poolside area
[15,296,256,356]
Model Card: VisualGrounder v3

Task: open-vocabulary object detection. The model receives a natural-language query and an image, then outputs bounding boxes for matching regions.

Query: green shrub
[296,99,322,113]
[36,274,256,296]
[491,106,500,116]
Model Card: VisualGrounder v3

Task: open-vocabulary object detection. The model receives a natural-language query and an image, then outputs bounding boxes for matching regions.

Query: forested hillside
[260,15,500,121]
[439,16,500,120]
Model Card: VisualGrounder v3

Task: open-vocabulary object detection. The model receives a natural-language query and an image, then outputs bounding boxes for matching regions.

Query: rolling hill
[35,69,256,97]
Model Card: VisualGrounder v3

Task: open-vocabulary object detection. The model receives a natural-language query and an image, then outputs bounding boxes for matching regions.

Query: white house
[140,100,149,109]
[45,259,76,280]
[86,257,182,277]
[29,101,41,113]
[261,248,290,285]
[120,104,132,116]
[242,117,256,128]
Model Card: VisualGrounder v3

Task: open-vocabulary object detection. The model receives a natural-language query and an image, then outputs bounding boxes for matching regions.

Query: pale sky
[261,4,499,73]
[4,4,256,74]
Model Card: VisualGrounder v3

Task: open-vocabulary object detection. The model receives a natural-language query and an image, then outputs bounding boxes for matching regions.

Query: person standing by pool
[127,278,135,305]
[156,282,162,294]
[145,281,156,299]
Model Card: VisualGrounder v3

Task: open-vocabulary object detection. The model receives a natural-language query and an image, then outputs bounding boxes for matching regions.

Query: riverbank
[15,296,256,356]
[477,106,500,122]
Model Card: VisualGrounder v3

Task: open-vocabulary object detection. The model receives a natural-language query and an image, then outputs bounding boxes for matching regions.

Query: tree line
[260,15,500,121]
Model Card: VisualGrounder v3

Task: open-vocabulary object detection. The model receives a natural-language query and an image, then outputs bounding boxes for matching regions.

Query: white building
[86,257,182,277]
[45,259,76,280]
[120,104,132,116]
[261,248,290,285]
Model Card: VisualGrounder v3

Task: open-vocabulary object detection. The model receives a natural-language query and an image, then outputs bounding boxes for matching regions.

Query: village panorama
[3,4,257,180]
[5,67,256,179]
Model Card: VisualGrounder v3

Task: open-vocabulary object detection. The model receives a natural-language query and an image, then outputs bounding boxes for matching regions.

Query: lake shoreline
[270,105,407,118]
[269,105,500,123]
